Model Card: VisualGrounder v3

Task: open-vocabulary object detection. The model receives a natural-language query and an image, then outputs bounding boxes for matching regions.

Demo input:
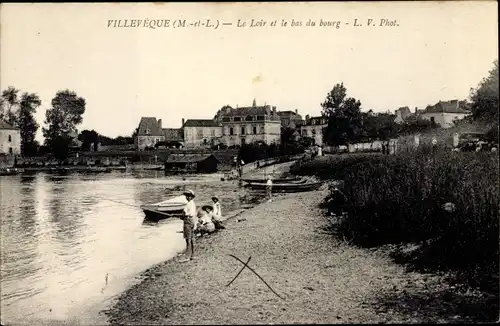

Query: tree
[43,90,86,160]
[361,112,398,141]
[18,93,41,156]
[321,83,363,146]
[1,86,20,126]
[78,129,99,151]
[470,60,499,122]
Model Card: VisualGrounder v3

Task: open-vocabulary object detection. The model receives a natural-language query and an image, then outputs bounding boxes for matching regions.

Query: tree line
[320,59,499,146]
[0,87,135,160]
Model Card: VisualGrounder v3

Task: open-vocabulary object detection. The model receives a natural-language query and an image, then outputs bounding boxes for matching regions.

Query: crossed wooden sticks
[226,254,285,300]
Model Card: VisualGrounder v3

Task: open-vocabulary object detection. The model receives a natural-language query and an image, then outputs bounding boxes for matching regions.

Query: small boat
[246,181,324,193]
[0,168,19,176]
[241,177,302,184]
[141,195,187,221]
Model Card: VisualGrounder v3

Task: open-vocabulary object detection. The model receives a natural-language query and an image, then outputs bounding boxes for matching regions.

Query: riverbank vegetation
[291,150,499,296]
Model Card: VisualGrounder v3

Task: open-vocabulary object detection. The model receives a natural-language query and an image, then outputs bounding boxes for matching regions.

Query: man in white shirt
[211,196,225,230]
[179,189,197,262]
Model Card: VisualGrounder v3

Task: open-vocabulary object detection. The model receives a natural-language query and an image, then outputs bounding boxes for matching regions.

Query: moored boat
[245,180,324,192]
[241,177,302,184]
[141,195,187,222]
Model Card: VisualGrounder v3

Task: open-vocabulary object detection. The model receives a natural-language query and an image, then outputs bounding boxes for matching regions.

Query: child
[266,176,273,202]
[197,205,216,236]
[211,196,225,230]
[179,189,197,262]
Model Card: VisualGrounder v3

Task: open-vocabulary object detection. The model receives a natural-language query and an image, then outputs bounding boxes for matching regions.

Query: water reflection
[1,171,257,324]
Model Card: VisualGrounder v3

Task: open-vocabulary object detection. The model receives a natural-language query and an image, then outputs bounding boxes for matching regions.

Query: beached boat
[245,181,324,192]
[241,177,303,184]
[141,195,187,221]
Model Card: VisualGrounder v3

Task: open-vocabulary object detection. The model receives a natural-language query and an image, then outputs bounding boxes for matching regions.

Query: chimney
[158,119,162,129]
[272,106,276,115]
[305,114,310,123]
[182,118,185,126]
[414,107,418,114]
[295,109,298,114]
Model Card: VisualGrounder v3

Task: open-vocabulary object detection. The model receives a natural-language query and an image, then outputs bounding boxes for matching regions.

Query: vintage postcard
[0,2,498,325]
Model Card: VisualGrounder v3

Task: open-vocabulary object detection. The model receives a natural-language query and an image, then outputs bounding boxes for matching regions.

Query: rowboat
[241,177,302,184]
[245,181,324,192]
[141,195,187,221]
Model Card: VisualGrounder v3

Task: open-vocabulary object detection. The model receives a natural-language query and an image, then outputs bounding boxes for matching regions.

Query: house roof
[183,119,219,127]
[165,153,219,164]
[221,106,273,117]
[278,110,303,120]
[137,117,163,136]
[162,128,183,141]
[0,120,18,130]
[423,100,471,114]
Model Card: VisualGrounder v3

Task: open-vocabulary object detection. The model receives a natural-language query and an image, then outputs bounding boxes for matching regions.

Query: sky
[1,2,497,142]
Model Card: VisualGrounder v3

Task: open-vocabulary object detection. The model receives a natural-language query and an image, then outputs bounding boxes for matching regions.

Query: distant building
[277,110,303,128]
[214,101,281,147]
[299,115,328,146]
[135,117,184,151]
[394,106,413,124]
[164,153,220,173]
[419,100,471,128]
[0,120,21,155]
[182,119,222,148]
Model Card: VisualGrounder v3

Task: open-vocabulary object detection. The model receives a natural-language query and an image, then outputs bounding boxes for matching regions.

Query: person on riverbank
[266,176,273,202]
[197,205,216,236]
[179,189,197,262]
[211,196,225,230]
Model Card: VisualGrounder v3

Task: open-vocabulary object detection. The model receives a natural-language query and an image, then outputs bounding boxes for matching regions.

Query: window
[211,129,215,137]
[203,139,208,145]
[241,127,245,135]
[9,147,13,154]
[145,128,151,135]
[312,129,316,135]
[257,115,265,121]
[234,117,241,122]
[8,135,12,142]
[430,117,435,123]
[222,117,231,122]
[245,116,253,121]
[229,127,234,135]
[253,126,257,134]
[241,138,246,145]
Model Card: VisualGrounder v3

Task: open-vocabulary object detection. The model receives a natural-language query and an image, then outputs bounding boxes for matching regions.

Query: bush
[292,151,499,285]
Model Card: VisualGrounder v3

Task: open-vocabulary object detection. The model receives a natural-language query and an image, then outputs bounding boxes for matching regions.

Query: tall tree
[1,86,20,126]
[18,93,41,156]
[321,83,363,146]
[43,90,86,159]
[470,60,499,121]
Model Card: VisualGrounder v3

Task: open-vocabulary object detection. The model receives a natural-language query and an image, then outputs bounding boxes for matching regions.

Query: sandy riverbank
[102,182,492,324]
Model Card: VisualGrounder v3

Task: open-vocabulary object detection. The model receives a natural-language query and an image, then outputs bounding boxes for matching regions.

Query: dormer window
[222,117,231,122]
[234,117,241,122]
[245,116,253,121]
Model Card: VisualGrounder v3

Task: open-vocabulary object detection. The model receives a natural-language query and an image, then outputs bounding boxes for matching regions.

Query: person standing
[179,189,197,262]
[266,176,273,202]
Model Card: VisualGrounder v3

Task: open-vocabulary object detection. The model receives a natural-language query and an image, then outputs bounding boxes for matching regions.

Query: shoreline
[101,185,493,324]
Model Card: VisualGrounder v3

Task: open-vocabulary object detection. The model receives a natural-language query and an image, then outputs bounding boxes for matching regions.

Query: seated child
[197,205,216,236]
[211,196,225,230]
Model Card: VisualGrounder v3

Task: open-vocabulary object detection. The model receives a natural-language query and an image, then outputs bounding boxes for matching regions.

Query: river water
[0,171,261,325]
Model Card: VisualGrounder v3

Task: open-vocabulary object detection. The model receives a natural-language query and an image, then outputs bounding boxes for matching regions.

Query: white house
[0,120,21,155]
[419,100,471,128]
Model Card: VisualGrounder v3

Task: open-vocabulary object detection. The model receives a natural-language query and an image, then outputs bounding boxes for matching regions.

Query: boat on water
[241,177,302,184]
[246,180,324,192]
[0,168,24,176]
[141,195,187,222]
